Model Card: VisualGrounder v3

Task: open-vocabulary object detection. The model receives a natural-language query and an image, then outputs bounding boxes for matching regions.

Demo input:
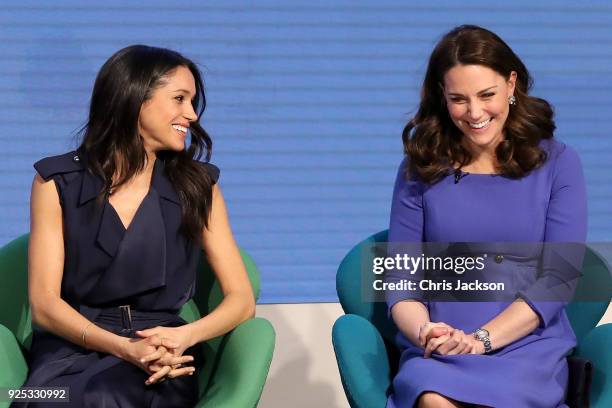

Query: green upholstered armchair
[0,233,275,408]
[332,230,612,408]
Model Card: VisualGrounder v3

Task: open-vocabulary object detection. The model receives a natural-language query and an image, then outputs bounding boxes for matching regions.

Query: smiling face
[138,65,198,155]
[443,64,516,153]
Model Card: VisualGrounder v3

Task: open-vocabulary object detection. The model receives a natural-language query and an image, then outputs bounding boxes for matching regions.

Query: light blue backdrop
[1,1,610,303]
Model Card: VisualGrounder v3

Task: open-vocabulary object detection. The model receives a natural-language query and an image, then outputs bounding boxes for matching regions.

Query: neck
[460,135,502,172]
[111,150,156,185]
[144,148,157,167]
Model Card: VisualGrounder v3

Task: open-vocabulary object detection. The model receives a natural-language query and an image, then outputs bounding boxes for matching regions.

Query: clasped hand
[123,325,196,385]
[418,322,485,358]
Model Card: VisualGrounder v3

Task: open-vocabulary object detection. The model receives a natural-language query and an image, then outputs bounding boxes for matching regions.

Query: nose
[184,103,198,122]
[466,100,485,121]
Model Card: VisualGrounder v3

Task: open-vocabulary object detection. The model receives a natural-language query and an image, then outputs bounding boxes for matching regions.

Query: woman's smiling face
[138,65,198,154]
[443,64,516,152]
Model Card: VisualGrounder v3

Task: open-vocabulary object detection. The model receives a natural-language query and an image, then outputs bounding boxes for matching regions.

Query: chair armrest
[0,324,28,408]
[332,314,391,408]
[196,317,275,408]
[574,323,612,408]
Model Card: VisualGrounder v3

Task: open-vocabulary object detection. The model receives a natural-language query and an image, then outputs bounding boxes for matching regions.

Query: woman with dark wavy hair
[385,25,586,407]
[22,45,255,407]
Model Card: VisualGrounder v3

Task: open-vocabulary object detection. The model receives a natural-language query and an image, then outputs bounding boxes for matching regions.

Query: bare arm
[28,174,128,358]
[184,184,256,346]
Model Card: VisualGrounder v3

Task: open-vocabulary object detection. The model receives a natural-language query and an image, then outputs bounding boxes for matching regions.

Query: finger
[140,349,164,364]
[167,366,197,379]
[160,337,180,349]
[419,323,438,344]
[167,355,194,367]
[158,353,194,367]
[437,338,458,355]
[419,323,448,346]
[446,341,467,355]
[450,337,470,355]
[429,326,451,340]
[135,328,159,338]
[418,323,430,347]
[146,335,180,350]
[424,334,449,358]
[424,339,436,358]
[146,334,162,346]
[146,365,171,385]
[423,326,450,349]
[446,330,469,355]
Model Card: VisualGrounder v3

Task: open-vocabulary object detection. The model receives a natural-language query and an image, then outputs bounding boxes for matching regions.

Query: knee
[417,392,458,408]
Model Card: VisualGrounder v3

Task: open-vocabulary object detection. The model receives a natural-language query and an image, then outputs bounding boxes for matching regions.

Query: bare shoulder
[30,173,62,222]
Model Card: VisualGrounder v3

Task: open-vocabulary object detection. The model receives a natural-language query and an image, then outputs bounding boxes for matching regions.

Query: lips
[171,124,188,133]
[468,118,492,129]
[466,117,494,132]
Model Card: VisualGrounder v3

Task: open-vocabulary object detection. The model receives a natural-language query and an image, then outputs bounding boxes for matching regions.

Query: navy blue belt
[77,304,182,337]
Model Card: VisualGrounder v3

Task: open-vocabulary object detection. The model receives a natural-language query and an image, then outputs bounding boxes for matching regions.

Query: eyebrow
[172,88,195,96]
[447,85,498,97]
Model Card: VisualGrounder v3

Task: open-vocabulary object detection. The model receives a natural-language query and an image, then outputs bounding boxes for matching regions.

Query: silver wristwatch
[473,328,492,353]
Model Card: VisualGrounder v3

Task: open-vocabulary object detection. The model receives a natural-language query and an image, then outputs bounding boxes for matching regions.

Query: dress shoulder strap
[34,150,84,181]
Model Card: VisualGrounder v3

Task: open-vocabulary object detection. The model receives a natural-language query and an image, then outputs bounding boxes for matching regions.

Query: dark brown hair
[75,45,214,245]
[403,24,555,183]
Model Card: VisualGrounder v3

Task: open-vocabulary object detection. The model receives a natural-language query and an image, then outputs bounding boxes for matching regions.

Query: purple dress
[386,139,587,408]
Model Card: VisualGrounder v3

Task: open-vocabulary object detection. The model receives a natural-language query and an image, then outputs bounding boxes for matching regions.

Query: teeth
[468,118,491,129]
[172,124,187,133]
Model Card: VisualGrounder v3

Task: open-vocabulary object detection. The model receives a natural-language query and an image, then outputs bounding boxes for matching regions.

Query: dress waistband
[76,304,183,337]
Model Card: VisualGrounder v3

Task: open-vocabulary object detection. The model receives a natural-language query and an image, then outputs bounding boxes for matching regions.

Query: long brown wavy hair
[403,25,555,183]
[75,45,214,245]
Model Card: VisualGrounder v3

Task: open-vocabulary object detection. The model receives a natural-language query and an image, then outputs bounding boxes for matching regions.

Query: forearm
[31,294,127,358]
[391,300,430,347]
[480,299,540,351]
[186,291,255,346]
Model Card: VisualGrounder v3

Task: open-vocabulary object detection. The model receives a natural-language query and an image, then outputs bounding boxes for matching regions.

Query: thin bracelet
[81,322,95,349]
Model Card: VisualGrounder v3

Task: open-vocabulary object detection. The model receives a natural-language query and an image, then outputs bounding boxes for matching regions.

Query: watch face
[476,328,489,337]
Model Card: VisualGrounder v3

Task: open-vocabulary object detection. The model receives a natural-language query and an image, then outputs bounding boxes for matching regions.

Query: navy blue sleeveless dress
[18,149,219,407]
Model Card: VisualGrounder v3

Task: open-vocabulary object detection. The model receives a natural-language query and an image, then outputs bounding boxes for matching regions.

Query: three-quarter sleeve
[517,143,588,329]
[385,157,427,314]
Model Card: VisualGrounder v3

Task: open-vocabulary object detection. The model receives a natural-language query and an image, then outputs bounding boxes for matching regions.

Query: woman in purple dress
[385,25,587,407]
[21,45,255,407]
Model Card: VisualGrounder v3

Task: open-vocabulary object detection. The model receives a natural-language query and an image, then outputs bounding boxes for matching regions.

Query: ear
[507,71,517,96]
